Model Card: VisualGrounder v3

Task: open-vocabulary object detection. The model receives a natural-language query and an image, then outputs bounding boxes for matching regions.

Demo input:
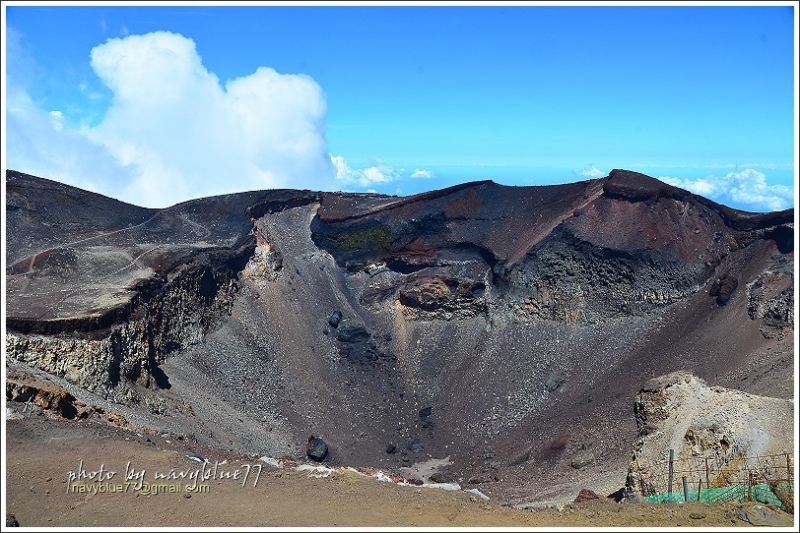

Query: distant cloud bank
[411,169,435,179]
[568,163,792,212]
[574,164,606,179]
[331,158,438,188]
[332,156,399,187]
[661,168,793,212]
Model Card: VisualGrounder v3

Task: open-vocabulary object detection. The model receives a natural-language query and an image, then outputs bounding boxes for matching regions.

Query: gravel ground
[4,417,794,528]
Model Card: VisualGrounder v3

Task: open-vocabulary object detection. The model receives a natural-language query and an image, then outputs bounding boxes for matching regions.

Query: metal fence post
[682,476,689,502]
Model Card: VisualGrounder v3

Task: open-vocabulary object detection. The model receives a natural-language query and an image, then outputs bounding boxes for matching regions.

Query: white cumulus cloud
[574,164,606,179]
[661,168,794,212]
[410,169,435,179]
[7,31,337,208]
[331,156,399,187]
[6,86,138,195]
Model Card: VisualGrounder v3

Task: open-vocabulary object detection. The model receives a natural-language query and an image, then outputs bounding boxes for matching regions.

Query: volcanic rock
[6,376,79,420]
[544,376,565,392]
[429,472,453,484]
[709,274,739,305]
[468,474,499,484]
[335,319,369,342]
[570,453,595,469]
[306,436,328,462]
[328,311,342,327]
[573,489,608,504]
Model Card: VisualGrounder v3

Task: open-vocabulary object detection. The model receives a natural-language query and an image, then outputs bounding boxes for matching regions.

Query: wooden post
[787,453,792,482]
[697,479,702,501]
[705,457,710,488]
[668,449,674,495]
[682,476,689,502]
[747,472,753,501]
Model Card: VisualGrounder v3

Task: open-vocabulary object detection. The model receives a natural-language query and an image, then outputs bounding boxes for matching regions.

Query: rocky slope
[4,168,795,505]
[628,371,794,497]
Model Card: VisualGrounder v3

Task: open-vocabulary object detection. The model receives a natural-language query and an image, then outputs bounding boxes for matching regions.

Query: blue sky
[2,2,797,211]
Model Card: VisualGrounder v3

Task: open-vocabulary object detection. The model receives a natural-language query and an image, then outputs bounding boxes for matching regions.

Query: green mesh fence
[644,483,791,509]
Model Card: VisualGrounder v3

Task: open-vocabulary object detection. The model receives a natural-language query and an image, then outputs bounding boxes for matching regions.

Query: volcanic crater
[4,168,794,506]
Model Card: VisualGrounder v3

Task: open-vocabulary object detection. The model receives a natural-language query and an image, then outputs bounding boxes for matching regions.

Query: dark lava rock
[418,406,432,419]
[544,375,565,392]
[614,486,644,503]
[397,276,486,317]
[607,487,626,502]
[710,274,739,305]
[306,436,328,462]
[468,474,498,484]
[429,472,452,484]
[327,311,342,327]
[335,319,369,342]
[6,514,20,527]
[386,443,397,454]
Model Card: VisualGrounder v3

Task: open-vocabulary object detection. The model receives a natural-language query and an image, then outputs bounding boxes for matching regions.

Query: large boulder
[710,274,739,305]
[306,436,329,462]
[335,319,369,342]
[327,311,342,327]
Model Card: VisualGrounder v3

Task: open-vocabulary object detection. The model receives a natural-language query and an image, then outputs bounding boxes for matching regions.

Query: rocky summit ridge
[4,168,794,504]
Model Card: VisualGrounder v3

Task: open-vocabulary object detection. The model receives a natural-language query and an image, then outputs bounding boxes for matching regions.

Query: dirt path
[4,417,793,528]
